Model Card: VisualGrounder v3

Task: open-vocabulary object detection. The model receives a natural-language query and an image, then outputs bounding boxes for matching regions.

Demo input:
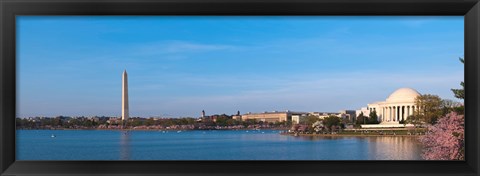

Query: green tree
[202,119,215,127]
[368,111,379,124]
[16,118,26,128]
[161,119,174,127]
[215,116,229,126]
[185,118,196,125]
[441,99,464,116]
[131,119,144,127]
[414,94,444,124]
[453,106,465,115]
[52,117,63,127]
[276,120,292,128]
[322,115,341,131]
[302,115,320,126]
[356,112,366,125]
[451,57,465,100]
[226,119,238,126]
[450,57,465,115]
[145,118,155,126]
[242,119,257,127]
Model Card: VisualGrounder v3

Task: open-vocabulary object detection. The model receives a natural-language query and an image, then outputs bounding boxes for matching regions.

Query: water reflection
[296,135,423,160]
[119,131,130,160]
[17,130,425,160]
[298,136,357,140]
[366,136,423,160]
[117,130,422,160]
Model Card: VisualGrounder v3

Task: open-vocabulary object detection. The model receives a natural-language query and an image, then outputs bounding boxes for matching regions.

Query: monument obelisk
[122,70,129,122]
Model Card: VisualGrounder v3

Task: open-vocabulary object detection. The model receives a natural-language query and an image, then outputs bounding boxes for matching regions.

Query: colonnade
[380,105,416,122]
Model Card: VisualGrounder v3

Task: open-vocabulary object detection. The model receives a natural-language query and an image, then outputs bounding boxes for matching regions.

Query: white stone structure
[292,115,301,124]
[122,70,129,121]
[360,88,420,124]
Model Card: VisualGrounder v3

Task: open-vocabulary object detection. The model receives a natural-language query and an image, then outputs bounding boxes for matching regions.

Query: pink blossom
[419,112,464,160]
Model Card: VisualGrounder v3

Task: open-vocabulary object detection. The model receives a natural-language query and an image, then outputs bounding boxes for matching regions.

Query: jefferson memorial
[358,88,420,127]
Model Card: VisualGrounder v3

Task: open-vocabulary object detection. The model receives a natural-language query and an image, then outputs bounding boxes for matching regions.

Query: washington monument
[122,70,129,121]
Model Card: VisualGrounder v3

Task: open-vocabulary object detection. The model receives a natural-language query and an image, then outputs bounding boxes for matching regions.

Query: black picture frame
[1,0,479,175]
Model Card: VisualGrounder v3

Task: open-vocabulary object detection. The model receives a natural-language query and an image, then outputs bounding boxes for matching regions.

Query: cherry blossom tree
[419,112,464,160]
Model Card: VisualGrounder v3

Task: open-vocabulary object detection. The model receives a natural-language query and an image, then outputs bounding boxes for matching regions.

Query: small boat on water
[51,134,56,138]
[177,130,182,133]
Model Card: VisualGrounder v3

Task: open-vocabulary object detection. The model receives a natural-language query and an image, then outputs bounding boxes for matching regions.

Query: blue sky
[17,16,464,118]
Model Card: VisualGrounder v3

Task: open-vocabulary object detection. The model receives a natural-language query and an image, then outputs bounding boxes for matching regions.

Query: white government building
[358,88,420,128]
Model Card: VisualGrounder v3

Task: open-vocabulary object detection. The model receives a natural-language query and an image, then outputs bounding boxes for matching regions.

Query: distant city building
[232,110,241,120]
[241,110,306,123]
[309,110,355,119]
[309,112,341,119]
[232,115,242,121]
[338,110,356,122]
[107,117,120,124]
[357,87,421,125]
[241,111,288,123]
[309,112,326,119]
[291,115,300,124]
[291,111,355,125]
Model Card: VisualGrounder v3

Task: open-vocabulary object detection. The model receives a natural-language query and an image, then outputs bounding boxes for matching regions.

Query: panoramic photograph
[16,16,464,160]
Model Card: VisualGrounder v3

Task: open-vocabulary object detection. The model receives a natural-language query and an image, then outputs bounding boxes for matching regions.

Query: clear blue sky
[17,16,464,118]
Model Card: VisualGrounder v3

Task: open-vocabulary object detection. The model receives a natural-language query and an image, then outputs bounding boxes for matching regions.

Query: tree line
[16,115,292,130]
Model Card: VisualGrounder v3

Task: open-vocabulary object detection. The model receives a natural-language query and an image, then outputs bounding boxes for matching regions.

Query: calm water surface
[17,130,423,160]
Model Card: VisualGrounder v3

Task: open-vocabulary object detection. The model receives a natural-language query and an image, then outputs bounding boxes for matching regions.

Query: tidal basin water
[17,130,423,160]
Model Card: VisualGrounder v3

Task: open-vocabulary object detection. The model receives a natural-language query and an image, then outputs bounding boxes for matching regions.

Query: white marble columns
[380,105,416,123]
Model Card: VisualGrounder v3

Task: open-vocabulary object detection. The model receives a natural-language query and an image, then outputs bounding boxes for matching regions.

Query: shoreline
[16,128,289,131]
[17,128,424,137]
[281,133,423,137]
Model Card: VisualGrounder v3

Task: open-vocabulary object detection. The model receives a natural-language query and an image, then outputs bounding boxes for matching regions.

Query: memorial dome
[386,88,420,103]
